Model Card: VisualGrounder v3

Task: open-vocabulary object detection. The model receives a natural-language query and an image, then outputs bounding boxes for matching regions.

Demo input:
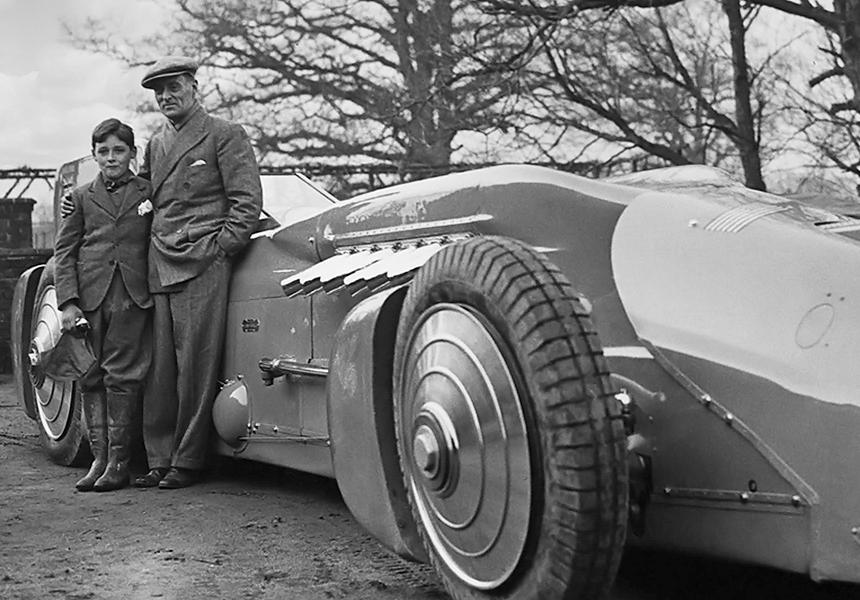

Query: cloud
[0,59,143,161]
[0,0,159,170]
[0,0,165,210]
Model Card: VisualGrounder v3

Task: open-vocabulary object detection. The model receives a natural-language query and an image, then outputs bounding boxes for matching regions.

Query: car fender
[327,285,427,563]
[611,189,860,581]
[12,263,45,420]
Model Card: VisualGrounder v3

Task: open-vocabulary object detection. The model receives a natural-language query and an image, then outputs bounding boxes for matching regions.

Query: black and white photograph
[1,1,860,599]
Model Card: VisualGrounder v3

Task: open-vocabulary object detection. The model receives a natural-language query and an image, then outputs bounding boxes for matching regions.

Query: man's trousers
[142,254,230,470]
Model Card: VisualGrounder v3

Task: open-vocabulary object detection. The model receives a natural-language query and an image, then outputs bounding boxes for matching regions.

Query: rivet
[791,495,801,506]
[852,527,859,535]
[689,219,700,228]
[724,413,734,425]
[702,394,712,406]
[740,492,750,503]
[273,426,279,434]
[664,487,672,496]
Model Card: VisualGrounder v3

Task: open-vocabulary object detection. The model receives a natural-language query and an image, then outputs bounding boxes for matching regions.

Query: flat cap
[141,56,199,89]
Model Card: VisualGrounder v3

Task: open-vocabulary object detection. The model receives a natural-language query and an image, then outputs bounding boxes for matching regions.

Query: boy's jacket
[54,174,154,311]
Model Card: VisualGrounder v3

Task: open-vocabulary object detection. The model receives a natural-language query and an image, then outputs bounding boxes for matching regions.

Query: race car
[12,159,860,600]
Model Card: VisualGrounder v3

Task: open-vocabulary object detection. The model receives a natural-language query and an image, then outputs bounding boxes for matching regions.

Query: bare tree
[791,71,860,180]
[493,0,860,113]
[480,0,860,187]
[69,0,812,191]
[494,0,792,187]
[482,0,860,115]
[70,0,540,178]
[721,0,764,189]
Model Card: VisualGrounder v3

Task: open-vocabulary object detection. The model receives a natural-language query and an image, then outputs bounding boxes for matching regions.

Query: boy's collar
[101,171,133,192]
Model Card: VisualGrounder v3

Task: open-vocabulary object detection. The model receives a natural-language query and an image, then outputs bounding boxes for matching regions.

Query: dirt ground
[0,375,447,600]
[1,373,858,600]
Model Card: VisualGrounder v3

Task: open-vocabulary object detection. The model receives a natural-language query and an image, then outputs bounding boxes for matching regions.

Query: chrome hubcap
[400,303,531,590]
[411,403,460,495]
[30,286,75,440]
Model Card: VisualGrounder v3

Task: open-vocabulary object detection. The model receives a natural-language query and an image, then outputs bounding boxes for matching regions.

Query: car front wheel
[26,261,88,467]
[393,236,628,600]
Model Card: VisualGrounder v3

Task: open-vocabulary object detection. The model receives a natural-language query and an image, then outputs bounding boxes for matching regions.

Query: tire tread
[394,236,628,600]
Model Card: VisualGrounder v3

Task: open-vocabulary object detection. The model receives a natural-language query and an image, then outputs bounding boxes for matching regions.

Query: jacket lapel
[117,177,150,219]
[87,178,117,217]
[151,107,209,196]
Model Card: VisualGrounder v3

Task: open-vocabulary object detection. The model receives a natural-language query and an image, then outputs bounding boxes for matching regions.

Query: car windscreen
[260,173,336,226]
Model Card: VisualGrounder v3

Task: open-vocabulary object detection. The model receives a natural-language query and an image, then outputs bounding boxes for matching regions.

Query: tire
[28,261,89,467]
[12,263,44,420]
[393,236,628,600]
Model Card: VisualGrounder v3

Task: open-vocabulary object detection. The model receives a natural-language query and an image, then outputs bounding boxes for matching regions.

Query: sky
[0,0,165,211]
[0,0,850,213]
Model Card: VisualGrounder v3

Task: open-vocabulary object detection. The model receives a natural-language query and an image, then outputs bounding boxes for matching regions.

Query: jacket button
[109,259,116,266]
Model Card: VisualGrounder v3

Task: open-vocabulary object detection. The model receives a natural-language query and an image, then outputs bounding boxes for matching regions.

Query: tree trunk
[722,0,767,190]
[835,0,860,111]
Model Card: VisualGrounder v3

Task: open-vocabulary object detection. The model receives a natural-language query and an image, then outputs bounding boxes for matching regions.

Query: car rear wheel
[27,261,89,467]
[393,236,628,600]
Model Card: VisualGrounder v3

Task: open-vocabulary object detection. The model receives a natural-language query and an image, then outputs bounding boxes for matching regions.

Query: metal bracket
[259,357,329,386]
[656,486,806,514]
[640,339,819,508]
[242,422,330,447]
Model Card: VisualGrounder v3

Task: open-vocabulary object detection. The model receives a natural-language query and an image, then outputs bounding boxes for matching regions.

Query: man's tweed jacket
[54,175,153,311]
[141,106,262,289]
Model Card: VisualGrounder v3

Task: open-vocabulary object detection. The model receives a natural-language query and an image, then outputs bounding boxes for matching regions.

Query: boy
[54,118,153,492]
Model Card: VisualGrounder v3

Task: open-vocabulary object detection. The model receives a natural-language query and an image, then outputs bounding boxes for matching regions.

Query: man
[133,56,263,489]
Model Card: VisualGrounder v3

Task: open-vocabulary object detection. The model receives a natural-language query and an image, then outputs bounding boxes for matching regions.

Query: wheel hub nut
[413,425,440,478]
[28,340,44,366]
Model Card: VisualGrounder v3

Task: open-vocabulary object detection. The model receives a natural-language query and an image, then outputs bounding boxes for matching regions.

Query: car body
[12,159,860,599]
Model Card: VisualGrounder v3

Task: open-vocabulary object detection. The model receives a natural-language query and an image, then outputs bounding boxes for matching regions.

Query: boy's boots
[75,391,108,492]
[93,392,136,492]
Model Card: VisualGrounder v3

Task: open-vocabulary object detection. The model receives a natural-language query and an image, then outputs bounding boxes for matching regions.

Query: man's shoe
[158,467,198,489]
[134,467,169,488]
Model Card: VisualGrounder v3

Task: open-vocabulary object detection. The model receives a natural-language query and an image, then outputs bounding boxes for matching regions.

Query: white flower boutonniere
[138,199,153,216]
